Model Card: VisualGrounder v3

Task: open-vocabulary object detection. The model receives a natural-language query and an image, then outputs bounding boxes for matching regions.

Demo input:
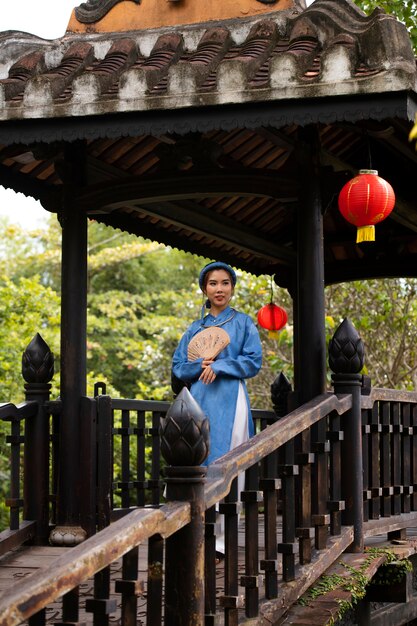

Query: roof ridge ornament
[75,0,141,24]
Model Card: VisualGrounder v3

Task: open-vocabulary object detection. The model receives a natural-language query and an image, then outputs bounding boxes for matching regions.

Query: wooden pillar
[330,319,365,552]
[22,334,54,544]
[161,388,209,626]
[293,126,327,563]
[50,141,88,546]
[295,125,326,402]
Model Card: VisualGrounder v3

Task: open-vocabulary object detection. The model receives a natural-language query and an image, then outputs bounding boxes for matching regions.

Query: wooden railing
[2,386,417,623]
[0,391,351,625]
[2,323,417,624]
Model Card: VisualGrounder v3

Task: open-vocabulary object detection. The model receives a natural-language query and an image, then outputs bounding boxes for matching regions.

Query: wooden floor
[1,524,417,625]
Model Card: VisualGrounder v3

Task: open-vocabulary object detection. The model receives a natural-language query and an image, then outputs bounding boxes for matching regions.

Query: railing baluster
[220,477,240,626]
[328,409,343,536]
[411,404,417,511]
[86,566,116,626]
[278,437,298,581]
[241,464,260,617]
[120,408,131,509]
[205,506,217,624]
[361,407,370,522]
[401,403,411,514]
[6,416,23,530]
[150,410,162,506]
[391,402,402,516]
[311,418,329,550]
[136,410,146,507]
[79,397,97,538]
[50,408,60,527]
[28,609,46,626]
[147,534,164,624]
[96,395,112,530]
[369,403,381,520]
[260,447,279,596]
[295,429,313,564]
[58,588,84,626]
[115,546,142,626]
[380,401,392,517]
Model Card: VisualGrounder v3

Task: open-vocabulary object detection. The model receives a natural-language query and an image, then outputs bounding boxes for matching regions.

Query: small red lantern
[257,303,288,334]
[338,169,395,243]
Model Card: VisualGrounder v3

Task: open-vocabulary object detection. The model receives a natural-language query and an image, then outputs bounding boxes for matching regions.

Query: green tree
[325,279,417,390]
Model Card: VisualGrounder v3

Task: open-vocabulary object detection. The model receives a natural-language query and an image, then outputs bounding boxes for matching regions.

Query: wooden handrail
[361,386,417,408]
[0,401,38,422]
[205,392,352,507]
[0,501,190,626]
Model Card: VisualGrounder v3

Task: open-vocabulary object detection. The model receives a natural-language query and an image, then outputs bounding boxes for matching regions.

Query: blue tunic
[172,306,262,464]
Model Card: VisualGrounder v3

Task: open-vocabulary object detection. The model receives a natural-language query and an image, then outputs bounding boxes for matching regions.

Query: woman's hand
[199,359,217,384]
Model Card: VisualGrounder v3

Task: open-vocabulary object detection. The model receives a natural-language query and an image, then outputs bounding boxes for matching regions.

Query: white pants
[216,382,249,554]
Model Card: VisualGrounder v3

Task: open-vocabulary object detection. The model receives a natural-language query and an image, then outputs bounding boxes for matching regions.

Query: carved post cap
[22,333,54,384]
[160,387,210,466]
[271,371,292,417]
[328,318,364,375]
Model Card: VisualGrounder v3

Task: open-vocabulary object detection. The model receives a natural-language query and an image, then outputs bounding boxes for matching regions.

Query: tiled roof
[0,0,415,122]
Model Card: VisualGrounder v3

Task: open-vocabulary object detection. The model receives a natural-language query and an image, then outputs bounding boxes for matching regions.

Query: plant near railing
[298,548,413,624]
[365,547,413,585]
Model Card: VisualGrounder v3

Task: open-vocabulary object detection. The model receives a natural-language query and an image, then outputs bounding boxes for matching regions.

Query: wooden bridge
[0,0,417,624]
[1,325,417,625]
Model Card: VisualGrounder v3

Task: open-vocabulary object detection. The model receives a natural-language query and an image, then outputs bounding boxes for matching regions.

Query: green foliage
[0,274,60,401]
[325,279,417,389]
[0,272,61,529]
[365,546,413,585]
[299,549,412,624]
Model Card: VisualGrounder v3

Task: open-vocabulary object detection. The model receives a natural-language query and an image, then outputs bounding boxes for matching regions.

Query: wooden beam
[77,171,297,210]
[93,211,270,274]
[125,199,295,263]
[325,256,417,285]
[78,173,297,264]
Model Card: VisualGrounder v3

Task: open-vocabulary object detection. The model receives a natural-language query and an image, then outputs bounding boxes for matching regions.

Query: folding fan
[187,327,230,361]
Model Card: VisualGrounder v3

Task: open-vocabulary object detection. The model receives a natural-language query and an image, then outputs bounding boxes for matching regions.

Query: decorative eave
[0,0,414,133]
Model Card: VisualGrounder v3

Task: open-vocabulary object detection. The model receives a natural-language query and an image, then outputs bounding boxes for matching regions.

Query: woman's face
[204,269,234,313]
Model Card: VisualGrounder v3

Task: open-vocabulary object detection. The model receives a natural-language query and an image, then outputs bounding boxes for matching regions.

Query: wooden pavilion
[1,0,417,623]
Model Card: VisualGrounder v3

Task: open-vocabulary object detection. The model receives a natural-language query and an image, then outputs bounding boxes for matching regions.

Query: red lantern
[257,303,288,333]
[338,169,395,243]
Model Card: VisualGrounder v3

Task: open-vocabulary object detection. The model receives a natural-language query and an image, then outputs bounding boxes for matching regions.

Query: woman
[172,261,262,466]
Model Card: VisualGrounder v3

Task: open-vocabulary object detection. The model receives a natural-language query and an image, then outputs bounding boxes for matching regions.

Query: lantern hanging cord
[367,134,373,170]
[270,275,274,304]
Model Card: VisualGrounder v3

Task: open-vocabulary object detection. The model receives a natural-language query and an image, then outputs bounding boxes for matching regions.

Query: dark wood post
[293,126,327,563]
[330,318,365,552]
[160,387,209,626]
[295,125,326,403]
[22,333,54,544]
[50,141,88,546]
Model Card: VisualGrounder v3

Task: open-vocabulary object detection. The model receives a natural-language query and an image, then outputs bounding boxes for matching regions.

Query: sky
[0,1,76,228]
[0,0,314,230]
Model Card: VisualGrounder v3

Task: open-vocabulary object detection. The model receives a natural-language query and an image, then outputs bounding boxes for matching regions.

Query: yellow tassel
[356,225,375,243]
[268,330,279,339]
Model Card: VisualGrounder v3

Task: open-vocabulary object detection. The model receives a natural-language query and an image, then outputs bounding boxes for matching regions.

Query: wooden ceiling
[1,115,417,287]
[0,0,416,286]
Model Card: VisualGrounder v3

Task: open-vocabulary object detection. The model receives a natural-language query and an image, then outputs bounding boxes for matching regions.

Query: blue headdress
[199,262,237,314]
